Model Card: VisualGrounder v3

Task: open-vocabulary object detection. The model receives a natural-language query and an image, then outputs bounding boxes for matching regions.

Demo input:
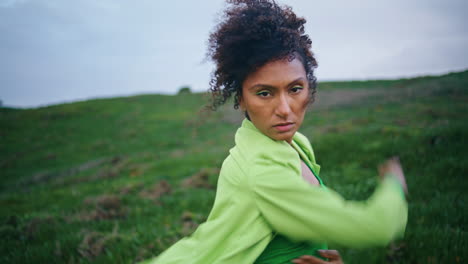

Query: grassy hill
[1,71,467,263]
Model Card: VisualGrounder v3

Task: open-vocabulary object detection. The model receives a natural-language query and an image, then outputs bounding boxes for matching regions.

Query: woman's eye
[256,91,271,97]
[290,86,304,93]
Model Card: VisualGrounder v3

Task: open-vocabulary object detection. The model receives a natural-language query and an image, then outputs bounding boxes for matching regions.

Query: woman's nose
[275,94,292,118]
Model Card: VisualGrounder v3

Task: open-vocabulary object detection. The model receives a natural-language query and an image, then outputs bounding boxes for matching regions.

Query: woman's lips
[273,123,294,132]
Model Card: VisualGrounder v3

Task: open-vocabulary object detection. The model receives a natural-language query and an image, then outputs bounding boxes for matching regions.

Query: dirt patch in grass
[0,215,56,241]
[181,168,218,189]
[78,223,121,260]
[24,216,56,241]
[22,216,55,240]
[128,162,153,177]
[139,180,172,201]
[134,243,154,262]
[119,182,144,195]
[87,156,128,181]
[22,158,110,186]
[135,242,156,263]
[54,156,130,187]
[70,195,127,222]
[179,211,204,236]
[169,149,186,159]
[15,156,129,191]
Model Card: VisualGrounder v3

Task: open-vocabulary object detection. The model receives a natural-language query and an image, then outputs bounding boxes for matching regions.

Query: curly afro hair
[207,0,318,110]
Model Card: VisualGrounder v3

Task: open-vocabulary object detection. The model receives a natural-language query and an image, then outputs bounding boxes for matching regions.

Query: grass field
[1,70,467,263]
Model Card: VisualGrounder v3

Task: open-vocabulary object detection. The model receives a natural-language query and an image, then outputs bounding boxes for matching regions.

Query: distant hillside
[0,70,467,263]
[317,70,468,90]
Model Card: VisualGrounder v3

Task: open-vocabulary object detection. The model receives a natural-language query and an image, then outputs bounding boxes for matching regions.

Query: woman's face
[240,57,310,143]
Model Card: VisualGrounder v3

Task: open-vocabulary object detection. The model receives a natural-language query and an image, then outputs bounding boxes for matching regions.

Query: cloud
[1,0,467,107]
[0,0,27,8]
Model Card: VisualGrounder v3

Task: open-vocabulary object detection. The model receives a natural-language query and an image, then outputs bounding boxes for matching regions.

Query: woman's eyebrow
[248,84,276,91]
[248,77,305,91]
[287,77,306,86]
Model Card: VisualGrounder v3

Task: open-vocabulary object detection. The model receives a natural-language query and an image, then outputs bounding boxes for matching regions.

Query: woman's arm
[253,165,407,248]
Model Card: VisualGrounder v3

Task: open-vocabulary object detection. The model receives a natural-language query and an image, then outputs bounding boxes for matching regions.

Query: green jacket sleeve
[253,167,408,248]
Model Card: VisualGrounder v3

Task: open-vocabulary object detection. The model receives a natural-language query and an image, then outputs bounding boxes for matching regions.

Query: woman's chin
[269,131,295,142]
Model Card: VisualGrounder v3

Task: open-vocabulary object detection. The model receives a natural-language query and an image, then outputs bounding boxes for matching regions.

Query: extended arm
[254,170,407,248]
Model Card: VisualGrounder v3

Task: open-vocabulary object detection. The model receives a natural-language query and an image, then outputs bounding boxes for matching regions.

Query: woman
[142,0,408,263]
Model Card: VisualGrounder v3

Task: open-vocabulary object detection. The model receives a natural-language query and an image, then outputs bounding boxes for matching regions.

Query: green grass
[1,70,467,263]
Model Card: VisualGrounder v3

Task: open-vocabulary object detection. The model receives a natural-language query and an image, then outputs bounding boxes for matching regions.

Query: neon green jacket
[143,119,408,263]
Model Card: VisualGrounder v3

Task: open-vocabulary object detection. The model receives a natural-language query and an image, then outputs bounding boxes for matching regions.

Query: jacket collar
[240,119,323,184]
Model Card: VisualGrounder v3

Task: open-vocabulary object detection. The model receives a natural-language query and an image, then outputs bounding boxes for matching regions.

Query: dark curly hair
[207,0,318,110]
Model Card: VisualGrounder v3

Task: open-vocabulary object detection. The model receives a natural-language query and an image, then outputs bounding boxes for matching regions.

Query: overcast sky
[1,0,467,108]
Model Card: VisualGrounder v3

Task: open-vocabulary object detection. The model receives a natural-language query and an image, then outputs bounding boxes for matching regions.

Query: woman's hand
[292,250,343,264]
[378,156,408,194]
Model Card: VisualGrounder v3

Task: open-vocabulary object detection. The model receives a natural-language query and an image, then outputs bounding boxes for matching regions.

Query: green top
[255,138,328,264]
[254,234,327,263]
[254,139,328,264]
[141,119,408,264]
